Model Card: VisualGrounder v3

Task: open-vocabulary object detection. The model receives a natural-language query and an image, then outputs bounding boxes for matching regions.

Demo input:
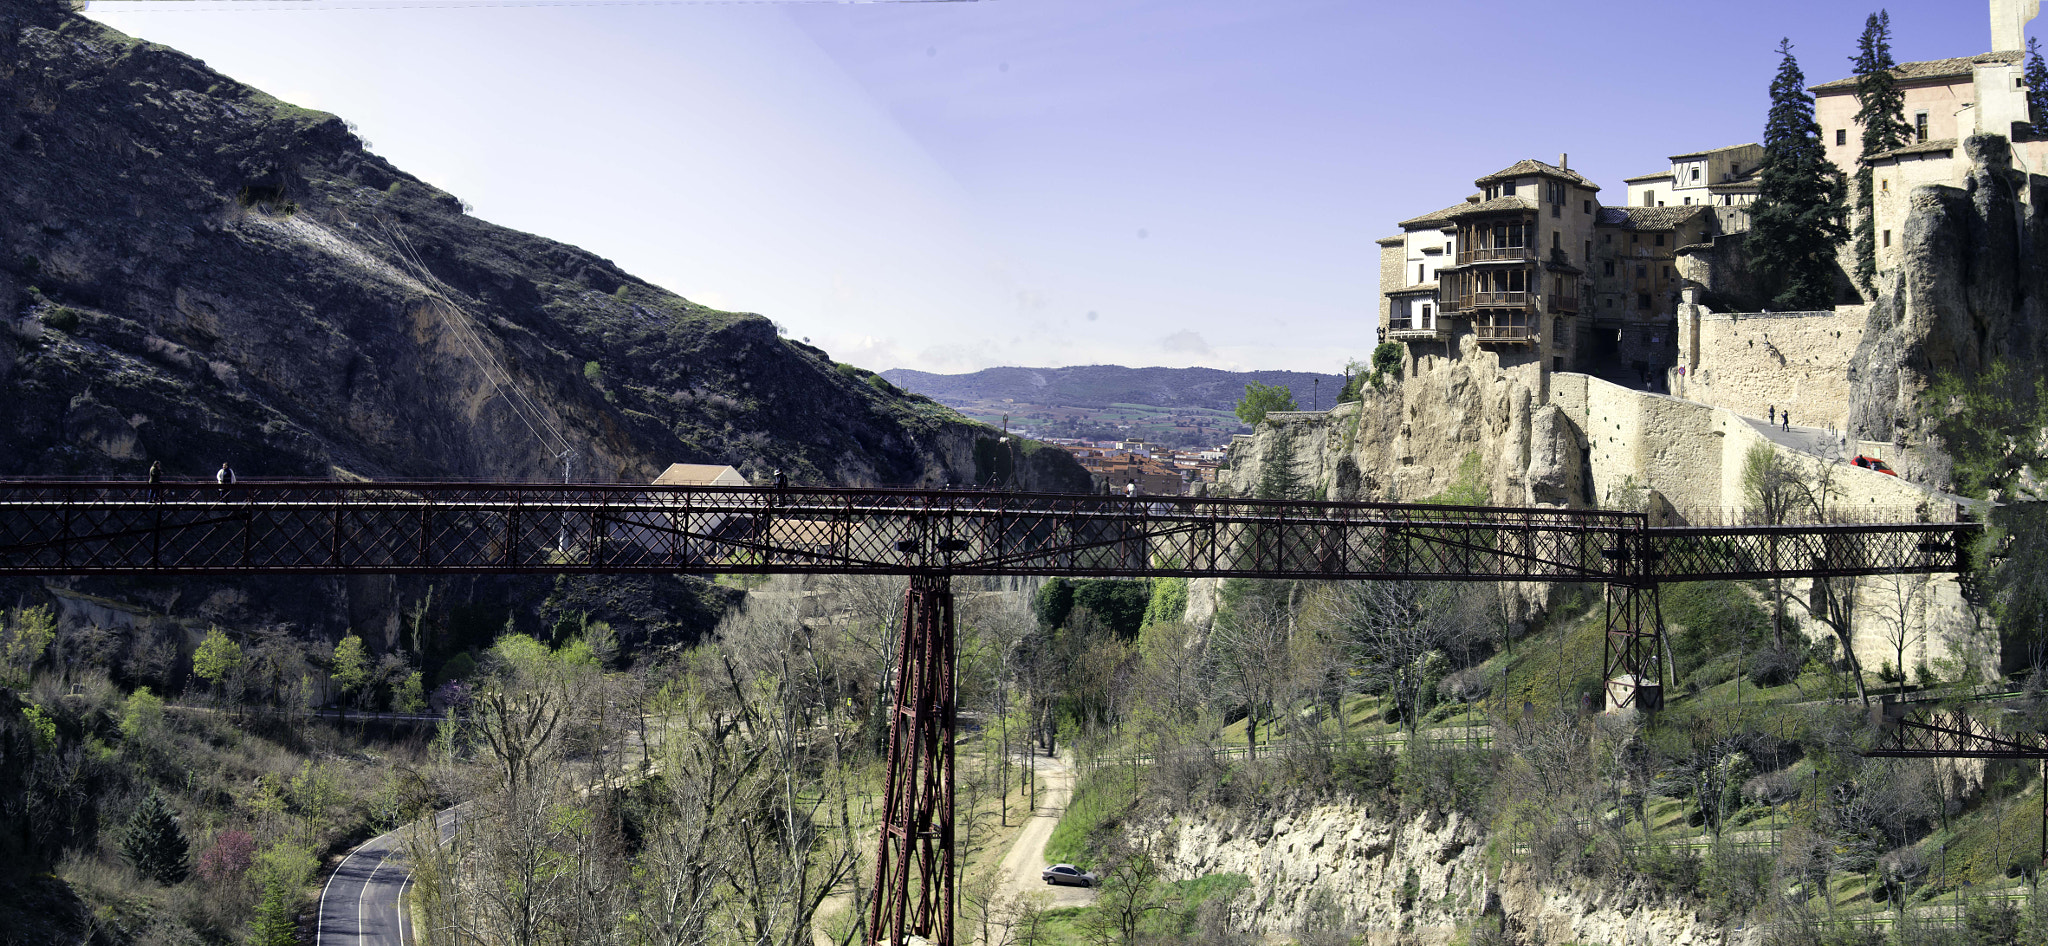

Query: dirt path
[990,750,1094,938]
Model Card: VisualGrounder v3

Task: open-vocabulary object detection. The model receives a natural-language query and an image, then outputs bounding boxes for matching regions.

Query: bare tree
[1869,572,1929,690]
[1310,581,1482,733]
[1207,594,1295,759]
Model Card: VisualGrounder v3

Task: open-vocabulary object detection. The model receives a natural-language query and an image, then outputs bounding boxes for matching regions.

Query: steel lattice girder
[1867,701,2048,759]
[0,483,1973,583]
[869,576,957,946]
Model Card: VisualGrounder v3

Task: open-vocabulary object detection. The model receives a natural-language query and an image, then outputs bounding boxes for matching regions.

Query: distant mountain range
[881,365,1345,414]
[880,365,1346,448]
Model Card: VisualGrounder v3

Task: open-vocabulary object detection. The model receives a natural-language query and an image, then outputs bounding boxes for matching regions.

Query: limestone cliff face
[1148,803,1723,946]
[1849,134,2048,490]
[1221,342,1561,508]
[0,0,1089,495]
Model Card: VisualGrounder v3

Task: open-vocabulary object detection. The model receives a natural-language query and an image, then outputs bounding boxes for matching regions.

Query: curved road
[317,809,458,946]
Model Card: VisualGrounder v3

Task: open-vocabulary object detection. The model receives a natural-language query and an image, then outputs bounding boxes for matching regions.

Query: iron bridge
[0,480,1981,946]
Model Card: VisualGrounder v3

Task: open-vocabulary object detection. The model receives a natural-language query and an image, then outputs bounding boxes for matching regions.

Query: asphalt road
[317,809,458,946]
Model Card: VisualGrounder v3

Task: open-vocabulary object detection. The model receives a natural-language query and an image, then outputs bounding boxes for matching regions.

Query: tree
[0,605,54,689]
[1208,595,1296,759]
[196,829,256,886]
[192,626,243,705]
[1316,581,1478,732]
[120,790,191,885]
[1869,572,1928,690]
[1748,39,1850,310]
[331,633,370,715]
[251,876,299,946]
[1741,445,1805,653]
[2030,37,2048,134]
[1850,11,1910,294]
[1234,381,1296,427]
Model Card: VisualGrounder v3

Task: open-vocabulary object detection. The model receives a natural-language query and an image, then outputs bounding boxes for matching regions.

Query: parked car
[1042,864,1097,887]
[1851,455,1898,476]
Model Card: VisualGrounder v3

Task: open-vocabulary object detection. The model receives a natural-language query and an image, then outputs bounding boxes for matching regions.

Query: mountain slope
[0,0,1086,493]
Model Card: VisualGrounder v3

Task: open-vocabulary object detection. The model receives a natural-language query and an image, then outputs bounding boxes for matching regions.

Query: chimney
[1560,152,1570,170]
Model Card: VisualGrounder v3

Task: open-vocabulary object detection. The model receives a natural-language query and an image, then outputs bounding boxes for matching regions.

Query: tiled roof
[1475,158,1601,191]
[1386,283,1439,295]
[1397,200,1479,229]
[1812,51,2022,93]
[1376,234,1407,246]
[1595,205,1713,230]
[1446,195,1539,217]
[1872,138,1958,159]
[1622,171,1671,184]
[1708,178,1760,192]
[1669,142,1761,159]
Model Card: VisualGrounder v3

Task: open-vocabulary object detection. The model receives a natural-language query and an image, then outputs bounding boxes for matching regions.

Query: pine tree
[251,876,299,946]
[119,790,190,885]
[1851,11,1910,294]
[1748,39,1850,310]
[2028,37,2048,134]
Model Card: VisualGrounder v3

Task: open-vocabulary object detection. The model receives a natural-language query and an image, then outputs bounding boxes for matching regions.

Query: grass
[1044,768,1140,867]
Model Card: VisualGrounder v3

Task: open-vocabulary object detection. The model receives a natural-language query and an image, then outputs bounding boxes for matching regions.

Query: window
[1663,266,1671,278]
[1553,232,1561,250]
[1584,200,1592,213]
[1604,261,1615,276]
[1637,292,1651,310]
[1503,180,1518,196]
[1881,178,1889,193]
[1655,234,1665,246]
[1421,303,1433,322]
[1732,162,1742,176]
[1690,167,1701,181]
[1418,263,1425,282]
[1683,197,1692,205]
[1836,129,1847,146]
[1883,230,1892,248]
[1642,189,1654,205]
[1914,112,1929,142]
[1636,265,1647,279]
[1631,234,1639,244]
[1603,234,1612,244]
[1584,240,1591,261]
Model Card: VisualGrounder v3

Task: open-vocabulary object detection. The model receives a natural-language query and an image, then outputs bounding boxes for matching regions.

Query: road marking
[361,845,386,946]
[315,841,361,946]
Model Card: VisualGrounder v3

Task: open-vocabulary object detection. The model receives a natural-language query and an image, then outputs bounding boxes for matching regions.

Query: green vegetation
[1850,12,1910,295]
[1747,38,1850,309]
[118,790,191,886]
[38,306,80,333]
[1044,768,1140,865]
[1234,380,1297,427]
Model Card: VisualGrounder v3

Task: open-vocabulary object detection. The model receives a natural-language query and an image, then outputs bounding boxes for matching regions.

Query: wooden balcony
[1472,314,1536,345]
[1456,291,1528,309]
[1457,245,1536,264]
[1548,293,1580,314]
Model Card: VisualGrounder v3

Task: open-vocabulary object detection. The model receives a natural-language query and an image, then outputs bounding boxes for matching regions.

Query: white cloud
[1160,330,1210,355]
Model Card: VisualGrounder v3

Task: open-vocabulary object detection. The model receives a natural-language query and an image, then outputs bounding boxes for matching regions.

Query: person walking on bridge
[146,462,162,502]
[216,462,235,499]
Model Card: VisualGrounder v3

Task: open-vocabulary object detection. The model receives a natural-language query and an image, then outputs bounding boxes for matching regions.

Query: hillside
[0,0,1087,495]
[882,364,1344,447]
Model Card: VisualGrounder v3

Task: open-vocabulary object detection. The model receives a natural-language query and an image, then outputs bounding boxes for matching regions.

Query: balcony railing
[1386,324,1448,341]
[1457,245,1536,264]
[1457,291,1528,308]
[1548,294,1580,314]
[1473,323,1536,344]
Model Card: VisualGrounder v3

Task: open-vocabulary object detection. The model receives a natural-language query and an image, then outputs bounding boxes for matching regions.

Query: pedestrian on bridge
[147,462,162,502]
[216,462,235,499]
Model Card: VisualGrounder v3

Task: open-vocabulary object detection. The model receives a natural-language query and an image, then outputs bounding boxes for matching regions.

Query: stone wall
[1673,305,1869,433]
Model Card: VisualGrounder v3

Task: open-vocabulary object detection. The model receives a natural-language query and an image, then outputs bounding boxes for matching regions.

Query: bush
[196,829,255,886]
[38,307,79,333]
[583,360,603,383]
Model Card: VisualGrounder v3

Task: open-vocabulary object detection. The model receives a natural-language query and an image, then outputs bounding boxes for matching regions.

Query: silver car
[1041,864,1097,887]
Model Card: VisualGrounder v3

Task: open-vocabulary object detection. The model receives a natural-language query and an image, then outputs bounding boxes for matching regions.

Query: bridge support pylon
[869,574,957,946]
[1601,582,1667,712]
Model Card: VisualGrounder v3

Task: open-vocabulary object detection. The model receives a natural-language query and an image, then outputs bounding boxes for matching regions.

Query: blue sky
[87,0,2001,375]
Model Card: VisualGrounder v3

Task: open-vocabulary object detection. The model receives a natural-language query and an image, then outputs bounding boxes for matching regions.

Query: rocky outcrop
[1148,803,1724,946]
[1849,134,2048,490]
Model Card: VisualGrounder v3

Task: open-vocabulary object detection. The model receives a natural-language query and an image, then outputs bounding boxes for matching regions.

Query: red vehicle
[1851,455,1897,476]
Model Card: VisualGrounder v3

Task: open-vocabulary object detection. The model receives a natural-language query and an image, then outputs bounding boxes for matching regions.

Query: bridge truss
[0,481,1979,946]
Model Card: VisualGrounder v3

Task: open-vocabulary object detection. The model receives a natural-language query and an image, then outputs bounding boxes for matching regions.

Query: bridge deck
[0,482,1975,583]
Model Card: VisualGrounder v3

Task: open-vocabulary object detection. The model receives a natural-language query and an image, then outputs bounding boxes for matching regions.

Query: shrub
[583,360,603,383]
[1369,341,1403,386]
[38,307,79,333]
[196,830,255,886]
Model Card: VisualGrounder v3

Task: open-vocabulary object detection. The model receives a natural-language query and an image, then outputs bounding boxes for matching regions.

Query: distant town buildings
[1044,438,1222,495]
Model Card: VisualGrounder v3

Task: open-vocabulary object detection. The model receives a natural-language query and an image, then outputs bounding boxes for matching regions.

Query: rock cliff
[1149,803,1723,946]
[1849,134,2048,490]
